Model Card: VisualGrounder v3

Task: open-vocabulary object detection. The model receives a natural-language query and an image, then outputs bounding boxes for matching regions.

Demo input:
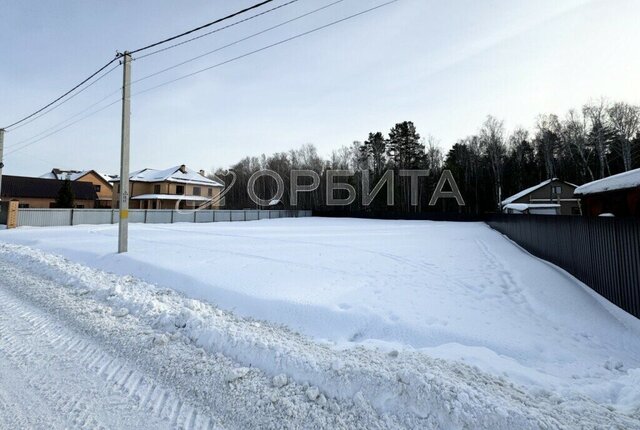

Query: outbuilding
[574,168,640,217]
[501,178,580,215]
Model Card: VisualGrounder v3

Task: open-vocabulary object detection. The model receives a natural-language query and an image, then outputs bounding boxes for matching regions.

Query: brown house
[574,168,640,217]
[41,169,115,208]
[501,178,580,215]
[112,165,224,210]
[1,175,98,208]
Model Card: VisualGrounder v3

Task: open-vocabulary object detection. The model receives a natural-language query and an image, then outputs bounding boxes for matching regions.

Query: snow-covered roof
[501,178,577,205]
[40,169,116,185]
[114,166,223,187]
[131,194,212,201]
[504,203,560,211]
[574,168,640,195]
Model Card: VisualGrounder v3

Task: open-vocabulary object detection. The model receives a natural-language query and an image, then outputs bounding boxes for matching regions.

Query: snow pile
[2,218,640,418]
[1,243,637,428]
[575,167,640,195]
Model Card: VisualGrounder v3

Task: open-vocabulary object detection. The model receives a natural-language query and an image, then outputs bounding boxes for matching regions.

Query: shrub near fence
[487,214,640,319]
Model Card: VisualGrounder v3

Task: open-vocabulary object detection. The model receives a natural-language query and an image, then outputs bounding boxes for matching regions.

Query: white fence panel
[17,209,72,227]
[196,211,215,223]
[214,211,232,222]
[72,209,113,225]
[245,210,259,221]
[172,211,196,223]
[146,210,173,224]
[231,210,246,222]
[129,210,146,223]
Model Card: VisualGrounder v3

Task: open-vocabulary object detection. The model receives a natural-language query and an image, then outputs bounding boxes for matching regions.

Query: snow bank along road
[1,217,640,428]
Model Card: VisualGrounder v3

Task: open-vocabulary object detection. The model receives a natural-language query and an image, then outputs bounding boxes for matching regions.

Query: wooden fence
[487,215,640,318]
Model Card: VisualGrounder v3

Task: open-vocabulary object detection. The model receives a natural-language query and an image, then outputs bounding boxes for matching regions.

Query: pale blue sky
[1,0,639,176]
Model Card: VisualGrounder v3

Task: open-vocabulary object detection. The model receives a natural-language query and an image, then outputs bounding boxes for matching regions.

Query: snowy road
[0,243,639,428]
[0,261,217,429]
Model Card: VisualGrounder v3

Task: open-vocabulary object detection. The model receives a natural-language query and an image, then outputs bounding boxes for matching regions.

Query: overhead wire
[133,0,398,98]
[129,0,275,55]
[2,57,119,130]
[135,0,301,60]
[2,0,282,131]
[132,0,346,85]
[4,0,398,158]
[7,63,121,132]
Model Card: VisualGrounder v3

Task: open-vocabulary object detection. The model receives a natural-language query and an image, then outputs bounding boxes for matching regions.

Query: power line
[134,0,398,98]
[135,0,302,60]
[4,99,121,159]
[129,0,275,55]
[5,0,398,157]
[5,87,122,150]
[2,56,119,131]
[2,0,278,132]
[7,63,121,133]
[132,0,346,85]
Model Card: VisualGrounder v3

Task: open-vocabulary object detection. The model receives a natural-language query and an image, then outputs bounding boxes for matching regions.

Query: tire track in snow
[0,286,217,430]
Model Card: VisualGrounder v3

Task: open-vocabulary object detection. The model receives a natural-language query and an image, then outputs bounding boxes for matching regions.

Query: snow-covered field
[1,217,639,428]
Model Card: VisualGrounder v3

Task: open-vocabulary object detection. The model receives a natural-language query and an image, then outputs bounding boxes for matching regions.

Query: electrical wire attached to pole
[2,57,119,131]
[129,0,275,55]
[1,0,280,131]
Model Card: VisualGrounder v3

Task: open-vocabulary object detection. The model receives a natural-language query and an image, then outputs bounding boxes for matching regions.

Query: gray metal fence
[487,214,640,319]
[15,209,311,228]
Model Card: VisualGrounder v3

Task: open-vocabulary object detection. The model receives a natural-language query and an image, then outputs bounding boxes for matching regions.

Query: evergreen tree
[360,132,387,177]
[55,179,75,208]
[387,121,424,169]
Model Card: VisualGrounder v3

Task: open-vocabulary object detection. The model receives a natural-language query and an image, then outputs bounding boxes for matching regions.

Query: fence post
[6,200,18,229]
[70,208,75,226]
[144,209,148,224]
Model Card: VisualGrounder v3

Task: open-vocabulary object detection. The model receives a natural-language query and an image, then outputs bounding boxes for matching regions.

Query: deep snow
[1,244,637,429]
[2,217,640,417]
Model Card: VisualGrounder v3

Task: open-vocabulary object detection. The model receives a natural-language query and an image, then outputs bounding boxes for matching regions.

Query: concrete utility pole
[118,52,132,253]
[0,128,4,203]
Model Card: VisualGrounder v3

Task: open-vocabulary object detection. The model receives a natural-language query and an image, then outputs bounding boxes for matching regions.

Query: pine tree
[360,132,387,177]
[387,121,425,169]
[55,179,75,208]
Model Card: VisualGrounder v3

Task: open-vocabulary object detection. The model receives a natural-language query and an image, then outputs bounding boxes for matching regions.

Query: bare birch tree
[479,116,506,209]
[608,102,640,171]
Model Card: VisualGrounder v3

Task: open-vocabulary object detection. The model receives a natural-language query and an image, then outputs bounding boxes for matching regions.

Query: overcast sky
[1,0,639,176]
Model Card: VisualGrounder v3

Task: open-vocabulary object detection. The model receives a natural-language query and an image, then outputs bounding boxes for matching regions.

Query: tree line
[211,99,640,215]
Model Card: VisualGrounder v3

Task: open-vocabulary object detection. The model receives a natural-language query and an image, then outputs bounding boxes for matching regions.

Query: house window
[193,187,201,196]
[18,203,30,208]
[176,185,185,195]
[208,188,213,197]
[553,185,562,195]
[154,184,161,194]
[94,184,101,193]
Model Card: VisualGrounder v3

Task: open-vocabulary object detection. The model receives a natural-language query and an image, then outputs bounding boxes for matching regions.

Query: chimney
[199,169,205,176]
[179,164,187,173]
